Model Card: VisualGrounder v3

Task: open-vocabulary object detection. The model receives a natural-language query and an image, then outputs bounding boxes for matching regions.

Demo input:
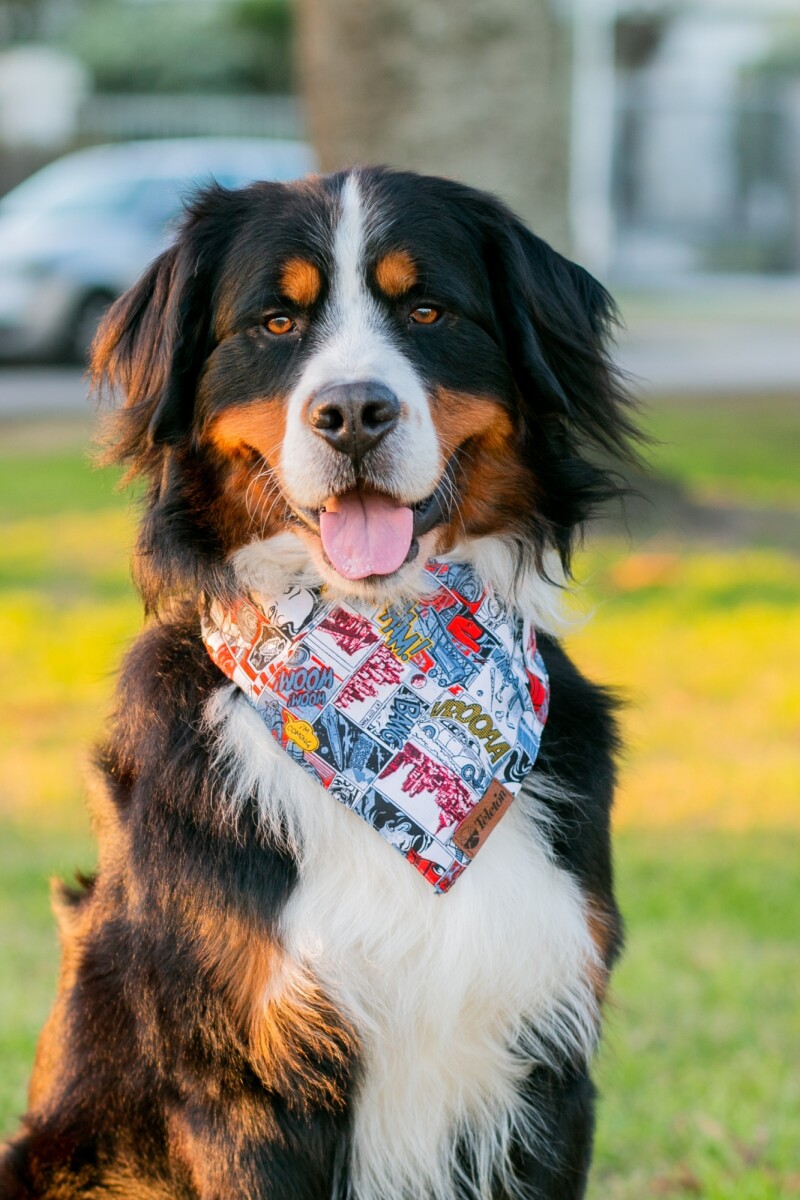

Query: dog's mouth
[289,456,458,581]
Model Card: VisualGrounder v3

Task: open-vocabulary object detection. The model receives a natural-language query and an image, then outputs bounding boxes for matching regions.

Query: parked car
[0,137,315,362]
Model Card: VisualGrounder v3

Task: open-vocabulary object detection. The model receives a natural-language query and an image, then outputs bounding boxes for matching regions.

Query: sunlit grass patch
[0,446,121,520]
[589,831,800,1200]
[567,544,800,830]
[0,509,134,594]
[0,461,140,821]
[0,822,94,1130]
[1,588,141,820]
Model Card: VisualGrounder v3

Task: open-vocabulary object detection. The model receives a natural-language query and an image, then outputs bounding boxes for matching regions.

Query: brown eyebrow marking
[279,257,322,307]
[375,249,417,298]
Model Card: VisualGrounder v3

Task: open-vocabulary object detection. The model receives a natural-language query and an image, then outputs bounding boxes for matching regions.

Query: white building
[566,0,800,278]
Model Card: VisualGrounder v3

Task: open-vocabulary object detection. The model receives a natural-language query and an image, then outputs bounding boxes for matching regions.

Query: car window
[128,174,264,233]
[128,177,187,230]
[0,143,315,223]
[1,169,137,218]
[46,177,140,218]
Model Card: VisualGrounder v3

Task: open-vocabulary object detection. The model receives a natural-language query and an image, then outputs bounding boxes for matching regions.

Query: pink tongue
[319,492,414,580]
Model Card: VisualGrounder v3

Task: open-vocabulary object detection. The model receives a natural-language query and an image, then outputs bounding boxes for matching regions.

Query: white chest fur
[206,686,599,1200]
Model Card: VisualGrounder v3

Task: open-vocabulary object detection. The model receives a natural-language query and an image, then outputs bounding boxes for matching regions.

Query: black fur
[94,168,637,609]
[1,167,633,1199]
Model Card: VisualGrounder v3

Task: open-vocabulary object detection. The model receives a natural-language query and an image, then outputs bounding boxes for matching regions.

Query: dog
[0,166,636,1200]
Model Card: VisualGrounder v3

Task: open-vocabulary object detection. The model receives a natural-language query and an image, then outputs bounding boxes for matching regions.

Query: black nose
[307,382,400,461]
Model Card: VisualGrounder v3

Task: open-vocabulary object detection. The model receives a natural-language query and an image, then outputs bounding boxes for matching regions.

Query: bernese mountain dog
[0,167,637,1200]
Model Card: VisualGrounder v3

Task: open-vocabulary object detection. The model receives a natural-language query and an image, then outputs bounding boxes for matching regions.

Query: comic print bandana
[201,560,549,894]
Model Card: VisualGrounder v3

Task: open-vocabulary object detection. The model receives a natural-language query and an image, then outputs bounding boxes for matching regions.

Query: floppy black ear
[483,207,635,454]
[477,200,639,568]
[92,186,232,462]
[91,187,245,612]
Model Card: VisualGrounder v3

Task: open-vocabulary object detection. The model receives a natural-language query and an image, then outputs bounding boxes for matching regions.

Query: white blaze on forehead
[280,172,441,509]
[332,172,371,358]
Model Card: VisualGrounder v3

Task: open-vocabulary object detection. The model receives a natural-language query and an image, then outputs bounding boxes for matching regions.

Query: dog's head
[94,167,635,610]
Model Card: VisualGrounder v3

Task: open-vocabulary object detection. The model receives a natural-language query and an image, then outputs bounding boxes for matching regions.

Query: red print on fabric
[381,743,472,831]
[410,646,435,673]
[419,588,459,615]
[207,641,238,679]
[447,615,485,656]
[529,672,548,715]
[336,644,405,709]
[318,607,379,656]
[407,849,446,885]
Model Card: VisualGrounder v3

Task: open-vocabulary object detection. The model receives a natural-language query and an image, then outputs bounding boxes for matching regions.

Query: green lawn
[641,393,800,508]
[592,832,800,1200]
[0,400,798,1197]
[0,823,93,1128]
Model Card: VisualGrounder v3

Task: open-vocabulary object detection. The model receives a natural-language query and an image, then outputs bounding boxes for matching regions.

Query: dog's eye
[264,314,296,336]
[409,306,442,326]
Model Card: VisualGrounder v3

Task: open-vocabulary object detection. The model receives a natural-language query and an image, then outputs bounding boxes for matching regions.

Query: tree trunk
[295,0,572,251]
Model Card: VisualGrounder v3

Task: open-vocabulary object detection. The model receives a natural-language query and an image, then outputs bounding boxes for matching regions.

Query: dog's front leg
[166,1097,353,1200]
[496,1065,596,1200]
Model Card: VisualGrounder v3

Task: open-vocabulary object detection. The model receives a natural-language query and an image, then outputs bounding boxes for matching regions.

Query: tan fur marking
[192,906,356,1113]
[167,1100,278,1197]
[208,400,287,465]
[93,1170,177,1199]
[375,249,417,298]
[194,906,275,1033]
[279,257,322,307]
[430,387,537,555]
[432,387,514,458]
[585,898,615,1003]
[205,401,289,540]
[255,959,358,1111]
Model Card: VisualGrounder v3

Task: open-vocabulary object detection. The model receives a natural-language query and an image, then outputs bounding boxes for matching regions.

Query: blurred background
[0,2,798,1197]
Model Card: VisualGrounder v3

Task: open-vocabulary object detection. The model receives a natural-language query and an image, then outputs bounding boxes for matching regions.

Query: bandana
[202,561,549,894]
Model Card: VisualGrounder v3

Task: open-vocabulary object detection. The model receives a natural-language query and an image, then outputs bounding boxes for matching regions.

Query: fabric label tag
[453,779,515,859]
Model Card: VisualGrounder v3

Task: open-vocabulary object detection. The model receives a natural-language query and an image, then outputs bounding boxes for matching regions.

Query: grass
[641,394,800,509]
[568,543,800,830]
[0,425,140,823]
[591,832,800,1200]
[0,824,93,1126]
[0,399,798,1196]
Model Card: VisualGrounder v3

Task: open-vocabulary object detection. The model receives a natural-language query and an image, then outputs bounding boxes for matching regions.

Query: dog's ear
[481,205,634,457]
[91,187,247,611]
[474,198,639,568]
[92,186,232,461]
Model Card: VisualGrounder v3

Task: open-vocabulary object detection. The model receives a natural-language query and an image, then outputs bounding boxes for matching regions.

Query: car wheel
[68,291,116,364]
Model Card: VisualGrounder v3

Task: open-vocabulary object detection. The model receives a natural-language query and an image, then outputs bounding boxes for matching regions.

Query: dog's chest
[216,691,597,1199]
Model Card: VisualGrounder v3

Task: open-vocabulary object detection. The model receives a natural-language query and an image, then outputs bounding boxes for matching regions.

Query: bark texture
[295,0,572,251]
